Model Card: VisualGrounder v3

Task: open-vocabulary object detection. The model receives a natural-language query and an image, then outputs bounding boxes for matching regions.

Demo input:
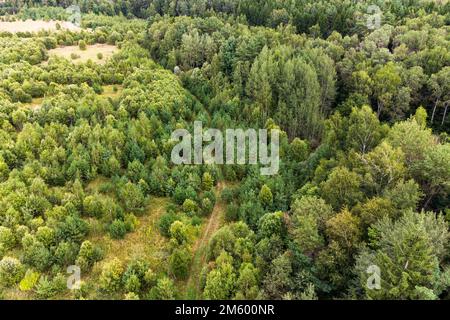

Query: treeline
[3,0,450,37]
[144,13,449,139]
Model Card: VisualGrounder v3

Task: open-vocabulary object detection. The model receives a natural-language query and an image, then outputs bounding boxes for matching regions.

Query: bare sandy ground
[0,20,81,33]
[47,44,118,64]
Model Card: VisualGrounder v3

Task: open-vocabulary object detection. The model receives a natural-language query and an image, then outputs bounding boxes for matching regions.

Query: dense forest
[0,1,449,300]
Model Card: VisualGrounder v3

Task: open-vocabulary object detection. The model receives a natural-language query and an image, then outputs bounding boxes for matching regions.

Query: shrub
[55,241,79,266]
[97,52,103,60]
[148,276,176,300]
[124,273,141,293]
[35,276,54,299]
[99,258,124,292]
[83,195,105,218]
[0,257,25,287]
[182,199,197,216]
[76,240,103,271]
[0,226,15,251]
[124,214,138,232]
[19,269,40,291]
[122,259,148,293]
[36,226,55,247]
[201,197,214,216]
[34,274,66,299]
[169,247,191,279]
[78,40,87,51]
[109,219,127,239]
[225,203,239,222]
[158,212,178,238]
[70,53,80,60]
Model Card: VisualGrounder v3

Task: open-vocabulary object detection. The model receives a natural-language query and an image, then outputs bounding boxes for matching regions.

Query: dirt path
[184,182,227,298]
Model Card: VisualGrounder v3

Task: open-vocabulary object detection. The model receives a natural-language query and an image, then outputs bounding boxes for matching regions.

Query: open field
[0,20,81,33]
[47,44,118,64]
[88,197,170,272]
[101,85,123,98]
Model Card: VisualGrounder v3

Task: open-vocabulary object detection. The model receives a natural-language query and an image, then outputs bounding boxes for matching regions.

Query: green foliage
[99,258,124,293]
[204,251,237,300]
[0,257,25,287]
[169,246,192,280]
[0,226,15,251]
[19,269,40,291]
[109,219,127,239]
[148,276,176,300]
[78,40,87,51]
[76,240,103,272]
[356,211,449,299]
[0,1,448,301]
[259,184,273,208]
[320,167,364,210]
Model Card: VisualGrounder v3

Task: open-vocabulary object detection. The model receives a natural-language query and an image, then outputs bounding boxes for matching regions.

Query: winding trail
[183,182,227,299]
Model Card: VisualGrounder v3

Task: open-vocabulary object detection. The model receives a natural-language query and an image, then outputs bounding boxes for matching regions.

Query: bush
[148,276,176,300]
[182,199,197,216]
[36,226,55,247]
[173,185,197,205]
[0,226,15,251]
[0,257,25,287]
[19,269,40,291]
[158,212,178,238]
[124,214,138,232]
[124,292,140,300]
[169,247,191,279]
[97,52,103,60]
[55,241,79,266]
[201,197,214,216]
[57,214,89,243]
[34,274,66,299]
[225,203,239,222]
[109,219,127,239]
[124,273,141,293]
[83,195,105,218]
[35,276,54,299]
[169,221,189,245]
[21,236,52,272]
[70,53,80,60]
[221,187,236,204]
[78,40,87,51]
[99,258,124,292]
[76,240,103,271]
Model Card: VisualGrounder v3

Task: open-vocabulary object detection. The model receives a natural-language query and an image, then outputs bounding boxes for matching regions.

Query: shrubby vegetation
[0,1,448,300]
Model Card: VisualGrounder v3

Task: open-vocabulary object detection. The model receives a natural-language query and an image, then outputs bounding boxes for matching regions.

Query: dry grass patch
[88,197,170,273]
[22,97,44,111]
[101,85,123,98]
[48,44,118,65]
[0,20,81,33]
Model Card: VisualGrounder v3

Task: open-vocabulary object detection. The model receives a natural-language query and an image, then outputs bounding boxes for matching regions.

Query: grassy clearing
[19,84,123,112]
[47,44,118,65]
[101,85,123,98]
[0,20,81,33]
[22,97,44,111]
[86,197,170,287]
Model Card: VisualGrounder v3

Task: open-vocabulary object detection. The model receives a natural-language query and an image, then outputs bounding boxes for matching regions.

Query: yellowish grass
[47,44,118,65]
[88,197,170,275]
[101,85,123,98]
[0,20,81,33]
[22,97,44,111]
